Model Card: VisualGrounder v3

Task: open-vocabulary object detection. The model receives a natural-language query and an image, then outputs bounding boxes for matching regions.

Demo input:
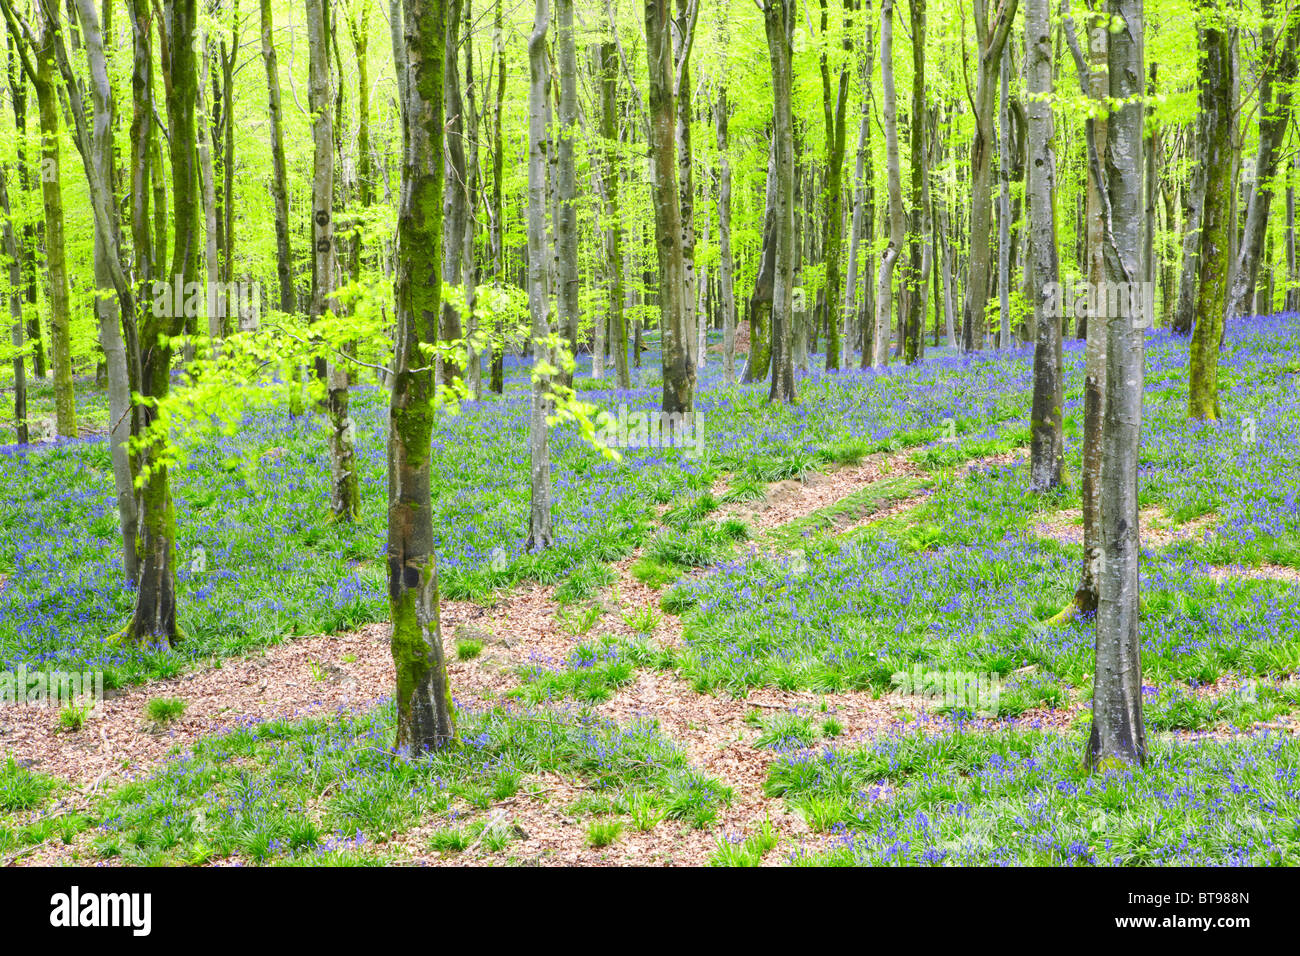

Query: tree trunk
[646,0,693,412]
[843,1,872,366]
[258,0,293,314]
[902,0,926,364]
[873,0,903,369]
[1188,5,1233,421]
[1090,0,1146,769]
[71,0,139,578]
[525,0,554,551]
[308,0,358,521]
[1026,0,1062,492]
[1064,0,1109,613]
[5,44,45,381]
[1288,150,1298,312]
[821,0,851,370]
[1226,2,1299,321]
[440,0,467,386]
[960,0,1018,352]
[765,0,796,402]
[33,9,75,437]
[489,0,506,393]
[1,164,27,445]
[555,0,579,379]
[742,138,777,383]
[716,84,736,385]
[198,31,221,349]
[996,47,1011,348]
[674,0,698,370]
[127,0,200,646]
[462,0,480,398]
[390,0,456,754]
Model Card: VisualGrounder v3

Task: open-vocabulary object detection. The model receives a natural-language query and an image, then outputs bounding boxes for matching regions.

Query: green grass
[770,723,1300,866]
[62,700,729,865]
[144,697,188,724]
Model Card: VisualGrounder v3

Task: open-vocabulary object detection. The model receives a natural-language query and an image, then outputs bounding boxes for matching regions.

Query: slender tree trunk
[960,0,1019,352]
[873,0,903,369]
[902,0,926,364]
[308,0,357,521]
[1090,0,1146,769]
[33,10,75,437]
[1,166,27,445]
[1188,5,1233,421]
[742,138,776,383]
[1026,0,1062,492]
[1226,3,1299,321]
[462,0,480,398]
[6,42,45,380]
[390,0,455,754]
[1064,0,1109,613]
[489,0,506,393]
[197,31,221,350]
[525,0,554,551]
[765,0,796,402]
[674,0,698,370]
[716,84,736,385]
[127,0,199,646]
[71,0,139,577]
[647,0,693,412]
[842,1,872,365]
[821,0,851,370]
[1288,150,1298,312]
[556,0,579,377]
[996,48,1011,348]
[261,0,294,314]
[440,0,467,385]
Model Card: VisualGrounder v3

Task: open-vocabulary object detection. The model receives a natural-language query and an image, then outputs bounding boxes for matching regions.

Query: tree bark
[960,0,1018,352]
[1026,0,1062,492]
[1226,2,1299,321]
[821,0,851,370]
[1090,0,1146,769]
[1188,3,1232,421]
[389,0,456,754]
[716,83,736,385]
[873,0,903,369]
[260,0,293,314]
[765,0,796,402]
[525,0,554,551]
[902,0,925,364]
[33,7,75,437]
[646,0,693,412]
[556,0,579,377]
[1,166,27,445]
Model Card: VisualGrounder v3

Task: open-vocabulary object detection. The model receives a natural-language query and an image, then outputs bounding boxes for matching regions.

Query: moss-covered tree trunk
[902,0,926,364]
[646,0,693,413]
[598,40,630,389]
[6,35,45,381]
[390,0,455,754]
[1188,4,1232,421]
[33,9,75,438]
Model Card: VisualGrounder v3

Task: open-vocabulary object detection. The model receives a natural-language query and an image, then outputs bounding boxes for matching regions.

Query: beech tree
[1090,0,1146,768]
[389,0,456,753]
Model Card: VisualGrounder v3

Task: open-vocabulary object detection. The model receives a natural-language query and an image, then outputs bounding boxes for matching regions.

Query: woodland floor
[5,322,1300,866]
